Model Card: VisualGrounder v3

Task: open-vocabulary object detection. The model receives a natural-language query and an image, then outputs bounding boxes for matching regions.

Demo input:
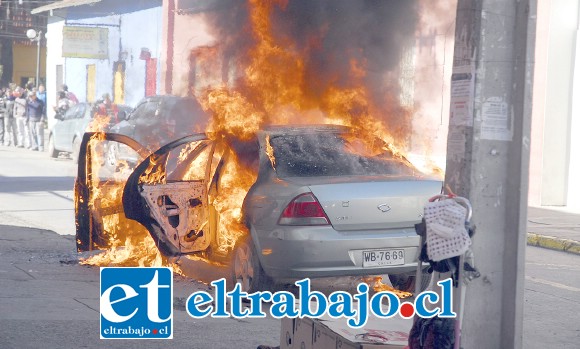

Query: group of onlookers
[0,82,47,151]
[0,82,123,155]
[0,83,80,152]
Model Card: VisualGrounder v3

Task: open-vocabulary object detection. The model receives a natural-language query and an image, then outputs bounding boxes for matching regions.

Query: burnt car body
[75,125,441,292]
[48,102,131,163]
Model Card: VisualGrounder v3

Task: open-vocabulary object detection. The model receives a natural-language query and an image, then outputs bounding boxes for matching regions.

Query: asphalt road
[523,246,580,348]
[1,145,579,348]
[0,145,76,236]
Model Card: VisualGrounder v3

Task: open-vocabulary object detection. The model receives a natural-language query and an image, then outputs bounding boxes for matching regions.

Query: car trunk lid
[306,177,441,231]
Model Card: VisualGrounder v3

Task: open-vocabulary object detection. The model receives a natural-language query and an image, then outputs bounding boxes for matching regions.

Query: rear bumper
[252,225,421,280]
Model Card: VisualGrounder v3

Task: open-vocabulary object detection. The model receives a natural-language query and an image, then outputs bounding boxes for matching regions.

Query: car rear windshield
[270,133,416,177]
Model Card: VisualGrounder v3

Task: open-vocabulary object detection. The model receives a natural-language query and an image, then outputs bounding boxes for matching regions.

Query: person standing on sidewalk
[36,85,47,120]
[3,87,17,146]
[27,90,45,151]
[13,88,29,148]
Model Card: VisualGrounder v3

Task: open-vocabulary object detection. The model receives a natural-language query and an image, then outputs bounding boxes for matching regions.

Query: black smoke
[271,1,419,99]
[200,0,419,136]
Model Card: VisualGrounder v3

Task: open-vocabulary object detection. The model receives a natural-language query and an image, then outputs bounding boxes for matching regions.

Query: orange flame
[265,135,276,169]
[362,276,413,299]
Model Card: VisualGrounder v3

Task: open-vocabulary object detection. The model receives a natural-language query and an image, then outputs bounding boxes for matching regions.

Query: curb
[527,233,580,255]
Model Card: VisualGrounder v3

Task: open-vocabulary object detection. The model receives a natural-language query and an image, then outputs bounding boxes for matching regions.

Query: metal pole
[445,0,536,348]
[35,30,41,89]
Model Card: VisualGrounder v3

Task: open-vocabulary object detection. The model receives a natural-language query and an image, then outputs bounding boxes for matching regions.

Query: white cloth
[424,199,472,262]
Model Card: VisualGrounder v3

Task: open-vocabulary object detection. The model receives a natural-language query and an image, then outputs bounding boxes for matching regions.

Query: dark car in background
[47,102,132,163]
[103,95,209,169]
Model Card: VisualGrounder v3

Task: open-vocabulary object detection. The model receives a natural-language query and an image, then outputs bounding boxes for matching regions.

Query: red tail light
[278,193,330,226]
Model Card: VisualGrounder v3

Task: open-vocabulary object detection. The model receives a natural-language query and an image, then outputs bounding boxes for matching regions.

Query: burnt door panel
[123,134,212,257]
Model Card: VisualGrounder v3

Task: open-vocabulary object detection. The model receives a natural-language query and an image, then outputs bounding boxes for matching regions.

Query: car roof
[258,124,350,137]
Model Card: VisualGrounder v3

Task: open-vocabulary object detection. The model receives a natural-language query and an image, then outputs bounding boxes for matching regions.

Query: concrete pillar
[445,0,536,348]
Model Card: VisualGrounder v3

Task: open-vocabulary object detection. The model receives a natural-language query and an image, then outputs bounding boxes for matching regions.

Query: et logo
[100,267,173,339]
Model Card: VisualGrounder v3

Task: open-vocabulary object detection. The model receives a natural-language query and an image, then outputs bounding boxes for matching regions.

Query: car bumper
[253,225,421,280]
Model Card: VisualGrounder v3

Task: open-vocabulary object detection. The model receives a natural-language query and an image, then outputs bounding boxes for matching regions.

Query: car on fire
[75,125,441,292]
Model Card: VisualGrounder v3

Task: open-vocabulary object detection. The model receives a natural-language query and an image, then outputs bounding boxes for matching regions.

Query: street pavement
[0,224,281,349]
[1,144,580,348]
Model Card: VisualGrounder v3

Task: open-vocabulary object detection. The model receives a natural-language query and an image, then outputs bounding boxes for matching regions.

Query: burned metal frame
[122,133,210,257]
[75,132,150,252]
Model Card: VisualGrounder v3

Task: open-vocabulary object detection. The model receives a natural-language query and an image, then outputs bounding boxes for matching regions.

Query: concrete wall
[62,15,122,106]
[528,0,549,207]
[539,0,580,206]
[160,0,216,96]
[62,4,163,107]
[42,0,163,131]
[119,5,164,104]
[567,5,580,209]
[45,18,65,129]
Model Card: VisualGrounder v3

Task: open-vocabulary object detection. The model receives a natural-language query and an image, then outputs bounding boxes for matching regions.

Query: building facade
[33,0,163,127]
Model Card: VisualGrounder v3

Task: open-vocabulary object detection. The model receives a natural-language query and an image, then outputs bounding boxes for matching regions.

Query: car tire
[72,137,81,164]
[231,237,273,293]
[47,135,59,158]
[389,268,432,293]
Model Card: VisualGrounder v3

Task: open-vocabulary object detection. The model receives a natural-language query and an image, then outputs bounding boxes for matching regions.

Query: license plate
[362,249,405,267]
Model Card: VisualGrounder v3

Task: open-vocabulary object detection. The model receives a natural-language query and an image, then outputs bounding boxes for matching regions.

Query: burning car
[75,125,441,292]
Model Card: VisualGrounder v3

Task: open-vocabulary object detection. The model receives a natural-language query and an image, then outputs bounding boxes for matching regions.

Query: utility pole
[445,1,536,348]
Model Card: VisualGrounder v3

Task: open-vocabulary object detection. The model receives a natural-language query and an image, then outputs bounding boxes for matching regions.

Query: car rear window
[270,133,416,177]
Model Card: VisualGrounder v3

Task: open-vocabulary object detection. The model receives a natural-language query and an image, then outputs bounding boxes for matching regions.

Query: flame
[265,135,276,169]
[81,132,171,270]
[362,276,413,299]
[208,150,256,253]
[86,114,111,133]
[139,154,167,184]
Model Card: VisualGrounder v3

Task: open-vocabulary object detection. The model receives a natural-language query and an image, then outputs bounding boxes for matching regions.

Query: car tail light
[278,193,330,226]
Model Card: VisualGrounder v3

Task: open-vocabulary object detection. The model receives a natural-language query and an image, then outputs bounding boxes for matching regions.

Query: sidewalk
[527,206,580,255]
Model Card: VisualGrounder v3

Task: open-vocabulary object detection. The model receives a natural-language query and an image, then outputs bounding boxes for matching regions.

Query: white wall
[566,4,580,209]
[45,17,65,129]
[120,5,163,104]
[541,0,580,206]
[63,15,121,106]
[44,4,163,115]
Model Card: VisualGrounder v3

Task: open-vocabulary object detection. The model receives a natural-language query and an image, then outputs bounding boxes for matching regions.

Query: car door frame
[75,132,150,252]
[122,133,212,258]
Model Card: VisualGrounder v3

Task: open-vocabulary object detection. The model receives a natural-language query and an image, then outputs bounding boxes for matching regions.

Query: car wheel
[389,268,432,293]
[231,238,273,293]
[72,138,81,164]
[47,135,59,158]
